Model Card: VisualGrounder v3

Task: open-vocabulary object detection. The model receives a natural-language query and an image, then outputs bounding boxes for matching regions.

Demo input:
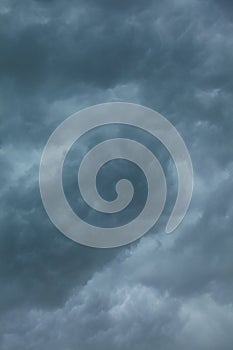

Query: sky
[0,0,233,349]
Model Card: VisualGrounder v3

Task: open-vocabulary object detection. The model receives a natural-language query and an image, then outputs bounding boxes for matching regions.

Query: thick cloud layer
[0,0,233,349]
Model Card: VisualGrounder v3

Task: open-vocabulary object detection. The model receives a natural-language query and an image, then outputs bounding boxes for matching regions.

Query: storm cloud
[0,0,233,349]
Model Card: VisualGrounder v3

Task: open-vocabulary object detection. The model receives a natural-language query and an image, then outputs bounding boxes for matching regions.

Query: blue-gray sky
[0,0,233,349]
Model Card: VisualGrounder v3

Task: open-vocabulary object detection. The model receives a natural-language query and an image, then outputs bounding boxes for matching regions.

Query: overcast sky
[1,0,233,349]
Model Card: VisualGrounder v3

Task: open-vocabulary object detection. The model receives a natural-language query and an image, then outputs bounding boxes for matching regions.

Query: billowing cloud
[0,0,233,349]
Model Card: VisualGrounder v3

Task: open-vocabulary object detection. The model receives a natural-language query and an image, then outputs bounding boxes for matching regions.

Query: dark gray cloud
[1,0,233,349]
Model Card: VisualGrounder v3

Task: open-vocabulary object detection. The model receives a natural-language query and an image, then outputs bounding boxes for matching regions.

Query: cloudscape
[0,0,233,349]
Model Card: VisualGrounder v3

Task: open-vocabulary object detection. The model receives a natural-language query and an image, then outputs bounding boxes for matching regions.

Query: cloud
[0,0,233,349]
